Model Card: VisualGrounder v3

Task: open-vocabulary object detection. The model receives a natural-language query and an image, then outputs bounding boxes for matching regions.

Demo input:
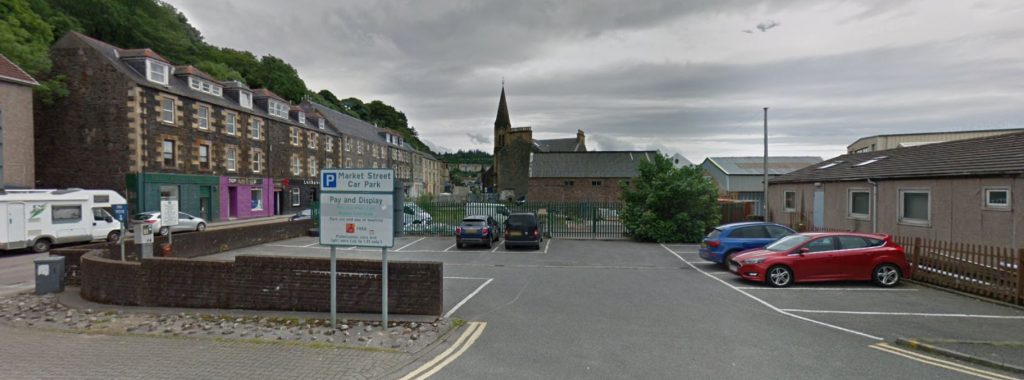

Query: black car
[290,209,311,221]
[504,212,542,250]
[456,215,500,249]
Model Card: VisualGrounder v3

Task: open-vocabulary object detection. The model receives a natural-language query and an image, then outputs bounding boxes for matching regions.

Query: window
[817,161,843,170]
[357,141,364,154]
[94,195,109,204]
[838,236,871,250]
[252,150,262,173]
[188,77,222,96]
[198,144,209,169]
[899,189,931,226]
[318,118,325,129]
[291,156,302,175]
[326,138,333,152]
[326,158,334,169]
[239,91,253,109]
[251,119,262,140]
[197,106,209,130]
[766,225,793,239]
[563,180,574,186]
[373,162,379,169]
[225,147,237,171]
[290,128,300,146]
[984,188,1010,209]
[592,180,603,186]
[854,156,887,167]
[345,157,353,168]
[160,97,175,124]
[357,159,364,168]
[848,190,870,220]
[298,112,306,124]
[309,133,318,149]
[345,138,352,152]
[269,100,288,118]
[162,140,175,166]
[730,226,769,239]
[251,188,263,211]
[225,114,237,135]
[783,191,796,212]
[146,60,169,85]
[804,237,835,253]
[52,205,82,224]
[291,188,301,206]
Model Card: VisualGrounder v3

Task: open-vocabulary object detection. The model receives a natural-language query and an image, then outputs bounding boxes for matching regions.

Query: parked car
[699,222,796,266]
[504,212,542,250]
[455,215,500,249]
[129,212,207,236]
[290,208,312,221]
[403,203,433,225]
[729,232,910,288]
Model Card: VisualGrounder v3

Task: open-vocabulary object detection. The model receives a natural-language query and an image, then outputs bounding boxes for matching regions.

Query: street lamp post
[763,107,769,221]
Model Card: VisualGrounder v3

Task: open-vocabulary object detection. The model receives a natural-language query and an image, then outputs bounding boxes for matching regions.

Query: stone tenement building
[488,86,587,200]
[35,32,444,220]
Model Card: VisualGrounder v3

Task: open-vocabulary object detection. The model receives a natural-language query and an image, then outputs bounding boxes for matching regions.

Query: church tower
[494,85,511,155]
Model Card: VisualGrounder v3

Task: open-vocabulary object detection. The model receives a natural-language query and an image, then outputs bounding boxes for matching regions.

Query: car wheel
[486,238,493,249]
[32,239,52,253]
[456,242,463,249]
[106,230,121,242]
[534,243,541,250]
[196,223,206,232]
[766,265,793,287]
[873,264,902,288]
[505,243,511,250]
[722,250,738,268]
[158,227,170,236]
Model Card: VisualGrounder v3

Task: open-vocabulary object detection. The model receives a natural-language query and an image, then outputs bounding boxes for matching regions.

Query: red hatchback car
[729,232,910,287]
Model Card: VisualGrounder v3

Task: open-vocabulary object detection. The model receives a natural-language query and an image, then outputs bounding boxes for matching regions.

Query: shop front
[126,173,220,221]
[278,178,319,216]
[219,176,275,220]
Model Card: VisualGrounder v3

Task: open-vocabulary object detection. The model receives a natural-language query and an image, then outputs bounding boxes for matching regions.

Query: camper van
[0,189,126,253]
[464,202,511,225]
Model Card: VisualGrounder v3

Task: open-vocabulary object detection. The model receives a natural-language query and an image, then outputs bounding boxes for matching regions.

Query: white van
[0,189,126,252]
[464,202,511,225]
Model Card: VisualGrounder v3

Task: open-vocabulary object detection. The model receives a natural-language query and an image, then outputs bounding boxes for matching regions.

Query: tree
[620,154,720,243]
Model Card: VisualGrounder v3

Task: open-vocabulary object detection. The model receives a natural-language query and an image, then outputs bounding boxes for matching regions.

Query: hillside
[0,0,432,153]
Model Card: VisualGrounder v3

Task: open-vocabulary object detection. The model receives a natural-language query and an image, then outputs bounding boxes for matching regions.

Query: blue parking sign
[323,172,337,189]
[112,204,128,223]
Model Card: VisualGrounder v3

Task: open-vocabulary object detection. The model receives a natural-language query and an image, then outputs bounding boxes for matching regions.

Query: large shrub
[620,155,720,243]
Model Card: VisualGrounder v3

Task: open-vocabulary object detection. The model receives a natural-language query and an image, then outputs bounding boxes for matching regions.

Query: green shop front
[126,173,220,221]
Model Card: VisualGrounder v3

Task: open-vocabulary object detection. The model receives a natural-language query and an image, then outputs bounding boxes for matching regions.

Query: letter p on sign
[323,172,337,189]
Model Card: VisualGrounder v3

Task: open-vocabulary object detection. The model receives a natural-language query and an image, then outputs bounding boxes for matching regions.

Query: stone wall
[1,81,35,188]
[528,177,627,202]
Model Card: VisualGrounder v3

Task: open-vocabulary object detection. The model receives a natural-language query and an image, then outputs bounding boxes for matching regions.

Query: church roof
[495,86,511,129]
[533,138,583,152]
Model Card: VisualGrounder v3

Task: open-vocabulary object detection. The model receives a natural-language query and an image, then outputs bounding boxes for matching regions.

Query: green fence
[403,201,629,240]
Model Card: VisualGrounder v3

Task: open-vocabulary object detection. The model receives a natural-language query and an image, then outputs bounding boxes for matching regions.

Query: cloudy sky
[165,0,1024,161]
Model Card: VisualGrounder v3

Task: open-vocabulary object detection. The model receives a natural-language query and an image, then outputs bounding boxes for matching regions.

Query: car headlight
[742,258,767,265]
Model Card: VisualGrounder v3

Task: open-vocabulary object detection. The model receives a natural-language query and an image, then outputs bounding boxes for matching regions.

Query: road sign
[160,200,179,226]
[319,192,394,247]
[112,204,128,223]
[321,169,394,193]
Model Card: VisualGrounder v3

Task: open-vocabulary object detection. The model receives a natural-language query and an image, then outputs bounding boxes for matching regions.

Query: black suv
[504,212,542,250]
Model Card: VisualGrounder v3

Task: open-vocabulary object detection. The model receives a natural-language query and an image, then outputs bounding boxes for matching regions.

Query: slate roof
[57,32,330,133]
[533,138,582,152]
[704,156,822,176]
[119,48,170,62]
[173,65,219,83]
[530,151,657,178]
[303,100,412,151]
[0,54,39,86]
[772,131,1024,184]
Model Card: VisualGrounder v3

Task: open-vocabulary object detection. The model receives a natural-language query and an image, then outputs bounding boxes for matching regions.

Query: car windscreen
[506,215,536,227]
[460,219,486,226]
[765,235,811,251]
[706,229,722,239]
[133,213,155,220]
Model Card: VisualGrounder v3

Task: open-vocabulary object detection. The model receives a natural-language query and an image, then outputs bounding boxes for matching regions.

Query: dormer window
[146,60,170,85]
[268,100,288,118]
[298,112,306,124]
[318,118,325,129]
[239,91,253,109]
[188,77,222,97]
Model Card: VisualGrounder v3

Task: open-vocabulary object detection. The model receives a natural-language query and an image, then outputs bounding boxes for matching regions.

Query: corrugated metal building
[847,128,1024,154]
[701,156,823,215]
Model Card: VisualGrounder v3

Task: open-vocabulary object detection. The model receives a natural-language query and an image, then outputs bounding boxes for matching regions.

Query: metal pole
[763,107,769,221]
[382,246,389,328]
[120,223,126,261]
[330,245,337,329]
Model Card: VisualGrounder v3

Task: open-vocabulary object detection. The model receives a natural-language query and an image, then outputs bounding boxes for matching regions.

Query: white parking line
[443,243,456,252]
[736,287,919,292]
[394,237,426,252]
[543,239,551,254]
[659,243,883,341]
[783,309,1024,319]
[444,276,491,280]
[303,242,320,247]
[444,278,494,319]
[491,244,501,253]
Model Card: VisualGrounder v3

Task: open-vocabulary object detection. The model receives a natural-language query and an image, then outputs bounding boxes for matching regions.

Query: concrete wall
[0,81,34,188]
[769,176,1024,249]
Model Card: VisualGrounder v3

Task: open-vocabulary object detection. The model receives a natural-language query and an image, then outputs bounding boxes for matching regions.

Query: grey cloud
[466,133,492,145]
[756,20,780,32]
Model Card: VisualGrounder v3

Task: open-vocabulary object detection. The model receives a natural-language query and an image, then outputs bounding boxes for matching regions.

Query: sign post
[160,200,178,246]
[319,169,395,329]
[112,204,129,261]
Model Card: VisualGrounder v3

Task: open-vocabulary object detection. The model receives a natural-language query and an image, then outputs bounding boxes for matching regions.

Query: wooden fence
[892,236,1022,305]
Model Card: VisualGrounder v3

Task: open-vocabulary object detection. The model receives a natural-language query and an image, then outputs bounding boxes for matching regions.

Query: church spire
[495,85,511,130]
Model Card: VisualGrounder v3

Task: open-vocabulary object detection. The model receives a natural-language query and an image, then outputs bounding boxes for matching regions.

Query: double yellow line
[870,343,1020,380]
[400,322,487,380]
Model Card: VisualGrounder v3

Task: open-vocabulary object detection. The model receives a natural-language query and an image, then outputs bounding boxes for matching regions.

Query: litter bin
[34,256,65,295]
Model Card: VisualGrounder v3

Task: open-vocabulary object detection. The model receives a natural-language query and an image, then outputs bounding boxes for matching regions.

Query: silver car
[129,212,207,236]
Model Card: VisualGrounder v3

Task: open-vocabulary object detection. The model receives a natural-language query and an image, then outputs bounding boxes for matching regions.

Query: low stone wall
[81,252,443,315]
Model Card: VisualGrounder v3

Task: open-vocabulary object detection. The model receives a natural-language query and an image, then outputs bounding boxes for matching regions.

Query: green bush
[620,155,720,243]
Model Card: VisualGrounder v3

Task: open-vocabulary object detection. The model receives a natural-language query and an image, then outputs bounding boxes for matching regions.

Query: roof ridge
[0,53,39,86]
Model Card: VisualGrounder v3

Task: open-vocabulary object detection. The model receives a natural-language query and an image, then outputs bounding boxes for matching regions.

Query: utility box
[34,256,65,295]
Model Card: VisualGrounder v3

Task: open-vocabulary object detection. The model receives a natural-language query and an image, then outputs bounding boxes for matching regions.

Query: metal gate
[401,201,629,240]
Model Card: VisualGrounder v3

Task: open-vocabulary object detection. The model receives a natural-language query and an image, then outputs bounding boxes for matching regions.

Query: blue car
[699,222,796,265]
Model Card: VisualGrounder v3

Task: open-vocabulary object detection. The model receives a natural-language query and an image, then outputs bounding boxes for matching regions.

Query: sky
[164,0,1024,162]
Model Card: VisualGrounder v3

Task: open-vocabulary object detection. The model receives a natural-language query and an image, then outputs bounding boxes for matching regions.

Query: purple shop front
[219,176,275,220]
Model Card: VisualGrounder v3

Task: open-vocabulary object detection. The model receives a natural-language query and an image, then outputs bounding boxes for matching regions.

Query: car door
[735,226,771,249]
[175,212,195,232]
[834,236,875,280]
[90,208,117,240]
[790,236,837,281]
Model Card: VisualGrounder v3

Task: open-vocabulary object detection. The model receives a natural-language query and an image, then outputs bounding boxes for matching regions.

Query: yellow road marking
[870,343,1020,380]
[400,321,487,380]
